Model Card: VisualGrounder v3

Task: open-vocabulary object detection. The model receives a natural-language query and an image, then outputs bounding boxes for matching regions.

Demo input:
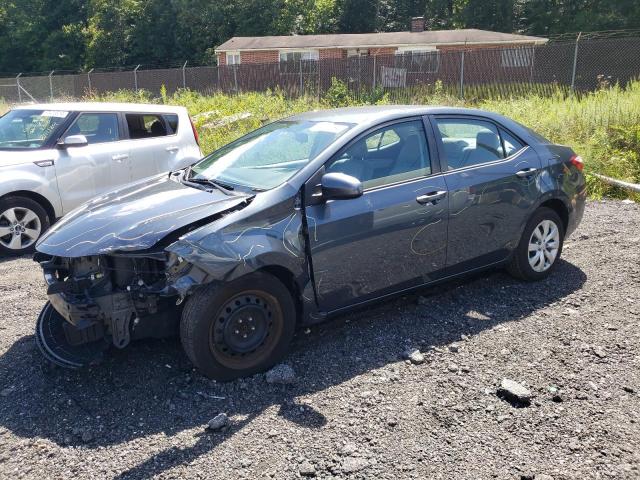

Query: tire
[0,195,50,256]
[180,272,296,381]
[507,207,564,281]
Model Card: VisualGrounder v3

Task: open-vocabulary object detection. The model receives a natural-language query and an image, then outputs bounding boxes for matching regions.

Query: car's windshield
[189,120,354,191]
[0,109,69,150]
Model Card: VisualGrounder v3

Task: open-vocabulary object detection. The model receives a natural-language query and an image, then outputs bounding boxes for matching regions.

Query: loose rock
[341,457,369,474]
[403,348,425,365]
[206,413,229,431]
[498,379,532,405]
[299,461,316,477]
[593,346,607,358]
[265,364,297,384]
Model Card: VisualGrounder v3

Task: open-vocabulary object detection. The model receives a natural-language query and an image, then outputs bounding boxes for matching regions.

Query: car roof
[287,105,502,125]
[13,102,186,114]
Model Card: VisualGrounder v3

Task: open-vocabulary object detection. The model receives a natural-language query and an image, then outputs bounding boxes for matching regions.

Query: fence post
[372,55,376,89]
[134,64,141,92]
[87,68,94,94]
[299,59,304,97]
[459,51,465,99]
[182,61,188,89]
[48,70,55,102]
[570,32,582,93]
[16,73,22,103]
[233,64,238,93]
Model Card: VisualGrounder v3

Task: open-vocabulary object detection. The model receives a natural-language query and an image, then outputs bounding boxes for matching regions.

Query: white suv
[0,102,202,254]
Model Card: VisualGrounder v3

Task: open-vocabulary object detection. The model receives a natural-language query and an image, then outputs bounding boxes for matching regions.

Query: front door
[430,115,542,273]
[55,112,130,213]
[305,118,449,312]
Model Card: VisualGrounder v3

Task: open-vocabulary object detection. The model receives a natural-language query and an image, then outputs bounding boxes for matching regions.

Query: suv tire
[0,196,50,256]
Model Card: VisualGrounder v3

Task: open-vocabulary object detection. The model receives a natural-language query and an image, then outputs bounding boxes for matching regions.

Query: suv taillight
[189,117,200,146]
[570,155,584,171]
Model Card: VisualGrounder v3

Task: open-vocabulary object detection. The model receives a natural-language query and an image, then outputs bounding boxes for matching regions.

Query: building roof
[216,29,547,52]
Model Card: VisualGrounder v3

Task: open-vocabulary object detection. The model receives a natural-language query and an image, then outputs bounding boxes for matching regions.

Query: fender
[0,163,63,217]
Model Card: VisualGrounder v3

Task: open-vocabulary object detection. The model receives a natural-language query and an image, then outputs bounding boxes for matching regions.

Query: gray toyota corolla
[34,106,586,380]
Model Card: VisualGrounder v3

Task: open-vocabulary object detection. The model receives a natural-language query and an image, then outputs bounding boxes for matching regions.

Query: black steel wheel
[180,272,296,380]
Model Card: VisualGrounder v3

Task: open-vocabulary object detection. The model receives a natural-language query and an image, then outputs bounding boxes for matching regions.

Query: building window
[395,47,440,73]
[501,47,533,68]
[226,52,241,65]
[347,49,369,57]
[279,50,319,74]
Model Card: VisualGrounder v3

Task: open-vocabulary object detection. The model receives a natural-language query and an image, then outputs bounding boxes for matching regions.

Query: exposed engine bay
[34,251,199,366]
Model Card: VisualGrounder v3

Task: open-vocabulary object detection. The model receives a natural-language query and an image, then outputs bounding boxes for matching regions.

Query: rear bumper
[566,184,587,238]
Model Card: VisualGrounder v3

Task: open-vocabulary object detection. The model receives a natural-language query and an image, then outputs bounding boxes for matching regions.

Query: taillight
[570,155,584,171]
[189,117,200,146]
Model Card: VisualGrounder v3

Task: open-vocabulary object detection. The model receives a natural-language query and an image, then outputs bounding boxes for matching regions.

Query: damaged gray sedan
[34,106,586,380]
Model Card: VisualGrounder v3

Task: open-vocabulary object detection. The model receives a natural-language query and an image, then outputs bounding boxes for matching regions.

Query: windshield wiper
[182,176,238,195]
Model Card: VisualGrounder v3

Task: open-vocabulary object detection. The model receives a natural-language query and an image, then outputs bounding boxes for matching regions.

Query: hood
[36,174,251,257]
[0,149,57,168]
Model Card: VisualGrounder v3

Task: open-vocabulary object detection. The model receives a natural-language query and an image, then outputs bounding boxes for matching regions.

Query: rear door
[123,112,185,180]
[55,111,130,213]
[305,117,449,312]
[429,115,541,273]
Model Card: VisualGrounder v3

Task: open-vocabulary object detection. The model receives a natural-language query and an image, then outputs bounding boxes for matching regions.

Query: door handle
[166,146,179,152]
[416,190,447,205]
[515,167,537,178]
[112,154,129,162]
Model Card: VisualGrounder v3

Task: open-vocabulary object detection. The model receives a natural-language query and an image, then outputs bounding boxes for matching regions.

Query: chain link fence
[1,36,639,104]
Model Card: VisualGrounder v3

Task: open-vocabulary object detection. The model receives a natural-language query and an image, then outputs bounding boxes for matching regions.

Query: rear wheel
[507,207,564,281]
[0,196,50,256]
[180,272,296,380]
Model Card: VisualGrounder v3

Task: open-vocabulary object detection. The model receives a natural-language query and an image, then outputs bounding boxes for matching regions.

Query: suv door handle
[515,167,537,178]
[166,146,179,152]
[416,191,447,205]
[112,154,129,162]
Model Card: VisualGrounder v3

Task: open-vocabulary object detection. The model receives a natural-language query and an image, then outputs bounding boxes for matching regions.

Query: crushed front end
[34,251,188,367]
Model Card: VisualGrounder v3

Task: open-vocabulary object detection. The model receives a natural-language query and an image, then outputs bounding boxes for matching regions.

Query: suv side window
[163,114,179,134]
[434,118,505,170]
[327,120,431,189]
[125,114,169,139]
[65,113,119,144]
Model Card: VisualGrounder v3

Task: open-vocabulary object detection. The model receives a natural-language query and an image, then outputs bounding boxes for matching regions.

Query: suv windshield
[0,109,69,150]
[189,120,353,191]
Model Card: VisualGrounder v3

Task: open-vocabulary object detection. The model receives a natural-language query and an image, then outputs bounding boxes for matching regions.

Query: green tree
[337,0,378,32]
[85,0,140,68]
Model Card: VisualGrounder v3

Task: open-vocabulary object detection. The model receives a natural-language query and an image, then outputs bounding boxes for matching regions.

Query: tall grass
[4,81,639,199]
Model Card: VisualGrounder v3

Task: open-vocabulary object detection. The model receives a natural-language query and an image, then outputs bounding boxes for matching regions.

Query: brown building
[215,17,547,68]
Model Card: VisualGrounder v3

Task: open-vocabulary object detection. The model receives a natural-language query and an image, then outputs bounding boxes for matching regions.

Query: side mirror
[58,134,88,148]
[320,172,363,201]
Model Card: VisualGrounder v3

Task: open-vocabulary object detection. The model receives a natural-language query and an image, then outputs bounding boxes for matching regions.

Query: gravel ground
[0,200,639,480]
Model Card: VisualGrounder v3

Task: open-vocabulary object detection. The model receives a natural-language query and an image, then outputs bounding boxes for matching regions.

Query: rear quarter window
[163,114,179,134]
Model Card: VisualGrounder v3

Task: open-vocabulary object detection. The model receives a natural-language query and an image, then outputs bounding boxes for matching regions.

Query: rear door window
[434,118,505,170]
[65,113,119,144]
[125,114,169,139]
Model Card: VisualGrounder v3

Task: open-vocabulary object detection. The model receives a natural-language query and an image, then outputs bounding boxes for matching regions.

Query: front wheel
[507,207,564,281]
[180,272,296,380]
[0,196,50,256]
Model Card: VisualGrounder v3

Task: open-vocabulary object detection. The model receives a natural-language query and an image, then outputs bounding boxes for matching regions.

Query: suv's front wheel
[0,196,50,256]
[180,272,296,380]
